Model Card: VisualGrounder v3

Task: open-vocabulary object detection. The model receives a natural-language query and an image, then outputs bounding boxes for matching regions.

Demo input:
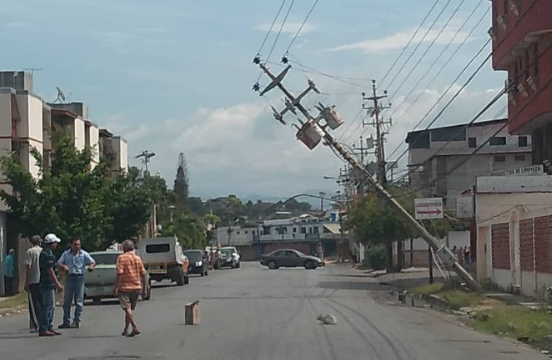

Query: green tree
[173,152,189,210]
[0,135,154,251]
[346,185,416,272]
[160,213,206,249]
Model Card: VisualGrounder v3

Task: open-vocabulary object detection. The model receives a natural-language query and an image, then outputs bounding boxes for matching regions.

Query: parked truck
[136,236,190,286]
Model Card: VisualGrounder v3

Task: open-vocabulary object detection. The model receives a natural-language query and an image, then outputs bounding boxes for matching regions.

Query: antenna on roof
[53,86,66,103]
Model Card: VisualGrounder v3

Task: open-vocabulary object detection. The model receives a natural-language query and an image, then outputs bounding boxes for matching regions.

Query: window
[468,137,477,148]
[293,227,297,233]
[300,227,306,234]
[431,125,466,142]
[244,231,248,234]
[489,136,506,146]
[406,132,430,149]
[518,136,528,147]
[494,155,506,162]
[236,231,240,235]
[146,244,170,253]
[515,155,526,161]
[313,226,319,234]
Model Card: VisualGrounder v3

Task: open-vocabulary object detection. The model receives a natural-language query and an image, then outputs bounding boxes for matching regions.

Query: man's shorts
[118,290,141,310]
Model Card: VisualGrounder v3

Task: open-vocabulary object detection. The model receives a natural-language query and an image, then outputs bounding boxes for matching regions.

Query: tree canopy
[0,135,155,251]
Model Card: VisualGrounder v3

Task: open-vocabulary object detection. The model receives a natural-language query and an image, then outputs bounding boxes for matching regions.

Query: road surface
[0,263,546,360]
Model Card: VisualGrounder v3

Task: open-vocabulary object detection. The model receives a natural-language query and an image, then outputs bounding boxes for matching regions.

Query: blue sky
[0,0,506,199]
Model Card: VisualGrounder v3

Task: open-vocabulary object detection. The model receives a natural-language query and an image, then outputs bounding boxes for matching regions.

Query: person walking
[114,240,147,337]
[25,235,43,332]
[57,238,96,329]
[39,234,63,337]
[3,248,16,296]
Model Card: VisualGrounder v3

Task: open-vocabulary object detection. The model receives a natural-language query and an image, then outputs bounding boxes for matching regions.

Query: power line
[380,0,441,86]
[386,40,490,160]
[265,0,295,66]
[386,0,542,161]
[284,0,320,55]
[383,0,453,91]
[394,50,552,196]
[387,0,468,102]
[390,5,490,128]
[255,0,288,56]
[388,0,482,108]
[337,107,364,143]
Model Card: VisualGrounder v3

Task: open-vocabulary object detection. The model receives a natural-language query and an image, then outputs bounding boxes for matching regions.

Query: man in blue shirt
[39,234,63,337]
[57,238,96,329]
[3,248,15,296]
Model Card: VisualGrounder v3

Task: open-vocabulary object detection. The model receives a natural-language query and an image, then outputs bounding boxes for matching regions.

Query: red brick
[492,223,511,270]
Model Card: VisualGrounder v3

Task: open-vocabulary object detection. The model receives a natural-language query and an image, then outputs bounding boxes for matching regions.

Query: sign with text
[414,197,444,220]
[489,164,544,177]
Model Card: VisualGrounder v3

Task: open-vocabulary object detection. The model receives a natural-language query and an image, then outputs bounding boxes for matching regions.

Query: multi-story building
[99,129,128,177]
[407,119,532,215]
[489,0,552,164]
[0,71,128,295]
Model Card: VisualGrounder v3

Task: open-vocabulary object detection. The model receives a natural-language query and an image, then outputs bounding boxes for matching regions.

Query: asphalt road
[0,262,547,360]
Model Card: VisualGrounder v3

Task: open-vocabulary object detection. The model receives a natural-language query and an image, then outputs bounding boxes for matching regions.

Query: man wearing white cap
[38,233,63,337]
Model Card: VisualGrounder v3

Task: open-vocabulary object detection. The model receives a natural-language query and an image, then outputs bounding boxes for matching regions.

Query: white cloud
[328,27,470,53]
[255,21,317,36]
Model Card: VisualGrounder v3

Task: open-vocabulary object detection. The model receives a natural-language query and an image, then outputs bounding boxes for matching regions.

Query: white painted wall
[492,269,511,290]
[88,124,100,164]
[216,226,256,246]
[73,117,86,151]
[407,231,470,251]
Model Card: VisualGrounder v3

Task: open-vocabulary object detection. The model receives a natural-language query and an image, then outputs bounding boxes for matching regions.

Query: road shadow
[84,299,120,307]
[316,280,390,291]
[0,331,36,339]
[324,274,377,279]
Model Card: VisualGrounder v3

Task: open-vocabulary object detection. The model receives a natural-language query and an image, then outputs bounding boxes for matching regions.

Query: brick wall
[520,219,534,271]
[534,215,552,273]
[491,223,510,270]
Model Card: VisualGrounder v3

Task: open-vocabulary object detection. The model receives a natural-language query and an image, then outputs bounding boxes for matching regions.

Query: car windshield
[184,251,203,262]
[221,249,233,256]
[91,253,119,265]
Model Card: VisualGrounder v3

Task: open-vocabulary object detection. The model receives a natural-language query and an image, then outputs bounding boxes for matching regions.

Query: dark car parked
[260,249,324,270]
[184,250,209,277]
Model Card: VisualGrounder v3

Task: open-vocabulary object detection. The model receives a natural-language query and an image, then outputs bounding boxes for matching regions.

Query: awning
[323,224,341,235]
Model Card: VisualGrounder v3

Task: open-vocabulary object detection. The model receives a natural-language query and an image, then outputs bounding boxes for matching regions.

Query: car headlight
[196,261,202,266]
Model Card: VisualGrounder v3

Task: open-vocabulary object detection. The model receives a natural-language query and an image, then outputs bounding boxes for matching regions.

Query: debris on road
[316,314,337,325]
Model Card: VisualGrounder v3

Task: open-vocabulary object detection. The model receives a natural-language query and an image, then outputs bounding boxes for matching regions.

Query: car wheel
[176,269,185,286]
[143,283,152,301]
[305,260,315,270]
[92,297,102,305]
[268,260,278,270]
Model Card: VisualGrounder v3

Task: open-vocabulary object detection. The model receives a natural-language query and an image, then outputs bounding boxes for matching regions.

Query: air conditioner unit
[509,0,520,16]
[517,83,528,97]
[487,27,497,41]
[508,92,518,106]
[526,75,539,91]
[497,15,507,30]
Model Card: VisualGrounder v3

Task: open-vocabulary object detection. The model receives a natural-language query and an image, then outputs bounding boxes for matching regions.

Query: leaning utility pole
[255,62,481,291]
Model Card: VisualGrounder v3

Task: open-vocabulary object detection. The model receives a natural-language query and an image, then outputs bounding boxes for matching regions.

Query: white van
[136,236,190,286]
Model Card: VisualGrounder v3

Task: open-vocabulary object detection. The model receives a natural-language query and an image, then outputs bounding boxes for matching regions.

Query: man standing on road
[57,238,96,329]
[114,240,146,337]
[39,234,63,337]
[25,235,43,332]
[3,248,15,296]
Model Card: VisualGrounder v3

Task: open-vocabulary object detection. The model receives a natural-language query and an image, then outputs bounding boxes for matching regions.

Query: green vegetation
[408,282,487,310]
[364,245,387,270]
[471,306,552,351]
[0,293,27,310]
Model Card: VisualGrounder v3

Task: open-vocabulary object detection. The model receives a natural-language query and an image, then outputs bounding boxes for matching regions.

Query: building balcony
[491,1,552,70]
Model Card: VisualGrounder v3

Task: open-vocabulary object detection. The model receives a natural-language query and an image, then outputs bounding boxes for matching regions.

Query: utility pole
[136,150,156,176]
[362,80,391,185]
[255,63,481,291]
[319,191,326,211]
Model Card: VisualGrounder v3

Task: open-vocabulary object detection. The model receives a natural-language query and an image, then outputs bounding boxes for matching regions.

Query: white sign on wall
[489,164,544,177]
[414,197,444,220]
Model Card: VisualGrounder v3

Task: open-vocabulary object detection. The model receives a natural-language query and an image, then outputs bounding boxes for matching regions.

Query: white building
[407,119,532,215]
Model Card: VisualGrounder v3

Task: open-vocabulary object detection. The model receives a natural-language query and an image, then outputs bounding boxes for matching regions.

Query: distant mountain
[243,188,336,209]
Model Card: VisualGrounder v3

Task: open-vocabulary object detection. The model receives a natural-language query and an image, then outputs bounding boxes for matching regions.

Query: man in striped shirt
[114,240,146,337]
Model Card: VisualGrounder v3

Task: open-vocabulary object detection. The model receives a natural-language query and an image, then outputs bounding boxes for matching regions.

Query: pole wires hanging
[283,0,320,60]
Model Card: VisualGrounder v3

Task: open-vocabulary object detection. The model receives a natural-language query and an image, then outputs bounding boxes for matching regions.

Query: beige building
[0,71,128,295]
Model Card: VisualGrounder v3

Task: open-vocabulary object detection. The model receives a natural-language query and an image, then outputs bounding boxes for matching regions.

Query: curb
[0,305,27,317]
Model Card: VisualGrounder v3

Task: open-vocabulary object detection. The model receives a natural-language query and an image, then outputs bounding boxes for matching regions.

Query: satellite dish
[54,86,66,103]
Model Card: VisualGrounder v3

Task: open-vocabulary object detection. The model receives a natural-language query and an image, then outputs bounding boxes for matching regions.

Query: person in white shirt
[25,235,43,333]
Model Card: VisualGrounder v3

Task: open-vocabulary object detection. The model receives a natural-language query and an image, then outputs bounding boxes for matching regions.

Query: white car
[219,246,241,269]
[84,251,151,305]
